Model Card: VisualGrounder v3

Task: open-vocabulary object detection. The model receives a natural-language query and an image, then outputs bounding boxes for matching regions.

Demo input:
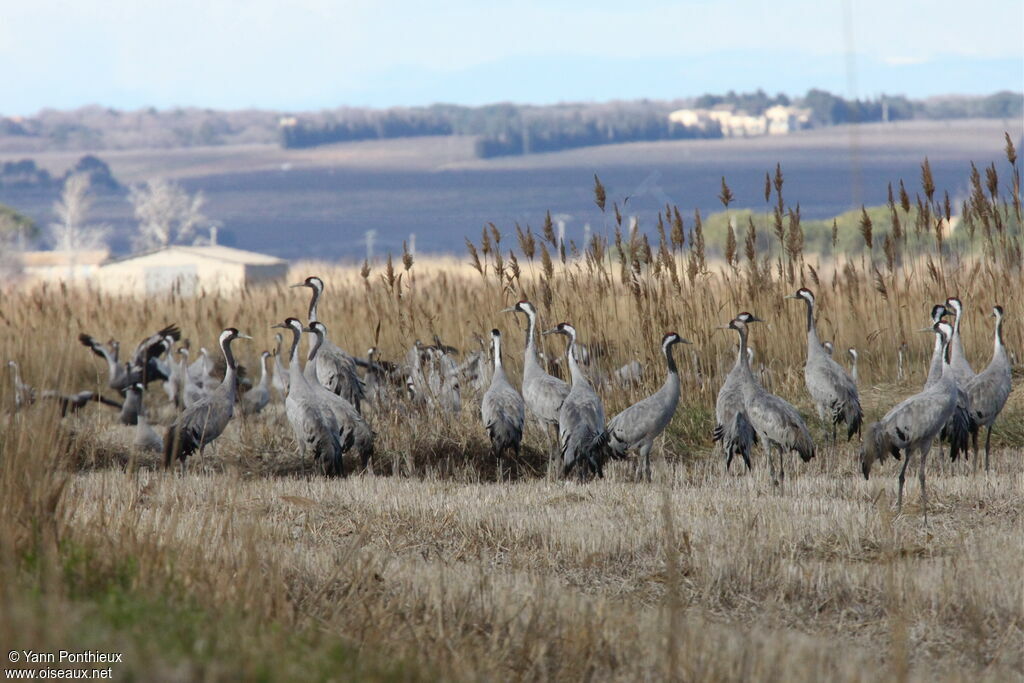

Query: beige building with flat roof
[94,245,288,296]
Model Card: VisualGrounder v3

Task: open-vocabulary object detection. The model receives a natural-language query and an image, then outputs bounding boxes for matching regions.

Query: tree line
[278,90,1022,157]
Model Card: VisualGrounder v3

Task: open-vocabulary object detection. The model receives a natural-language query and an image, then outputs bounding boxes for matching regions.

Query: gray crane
[944,297,976,384]
[271,333,289,399]
[240,351,272,416]
[119,382,144,425]
[292,276,365,411]
[501,301,569,427]
[77,335,131,392]
[724,314,815,490]
[786,288,862,441]
[304,322,375,471]
[479,329,525,479]
[861,321,959,521]
[923,304,973,462]
[964,305,1012,471]
[604,332,690,481]
[714,314,759,471]
[41,389,122,417]
[128,383,163,453]
[163,328,250,470]
[7,360,36,410]
[847,349,859,385]
[273,318,344,476]
[542,322,608,478]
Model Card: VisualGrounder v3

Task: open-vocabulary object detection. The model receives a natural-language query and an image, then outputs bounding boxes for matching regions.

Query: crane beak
[271,323,286,330]
[237,333,253,340]
[680,338,693,344]
[499,307,516,313]
[916,327,933,333]
[289,282,308,289]
[783,294,798,300]
[541,327,558,336]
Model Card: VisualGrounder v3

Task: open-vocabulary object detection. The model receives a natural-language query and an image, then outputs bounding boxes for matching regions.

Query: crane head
[661,332,692,349]
[541,322,576,341]
[930,304,949,323]
[291,276,324,293]
[784,287,814,305]
[501,300,534,317]
[822,341,834,356]
[992,305,1004,318]
[944,296,963,317]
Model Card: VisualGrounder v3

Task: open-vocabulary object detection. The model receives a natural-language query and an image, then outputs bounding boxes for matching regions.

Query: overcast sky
[2,0,1021,115]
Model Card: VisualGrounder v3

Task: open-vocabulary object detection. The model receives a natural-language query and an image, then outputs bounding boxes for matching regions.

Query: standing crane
[714,314,759,471]
[7,360,36,410]
[724,314,815,490]
[271,333,290,400]
[964,306,1012,471]
[304,322,375,471]
[861,321,959,522]
[604,332,690,481]
[292,276,365,412]
[501,301,570,472]
[480,329,525,479]
[241,351,272,416]
[273,318,344,476]
[944,297,976,384]
[542,322,608,478]
[163,328,250,471]
[923,304,973,462]
[786,288,862,441]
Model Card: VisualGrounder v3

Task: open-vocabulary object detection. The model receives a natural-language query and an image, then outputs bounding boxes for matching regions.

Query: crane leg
[778,448,785,495]
[971,427,980,473]
[896,448,912,513]
[984,426,992,472]
[640,443,652,483]
[765,442,777,487]
[919,444,930,524]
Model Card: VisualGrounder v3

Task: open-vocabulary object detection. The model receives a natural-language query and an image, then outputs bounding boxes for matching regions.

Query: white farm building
[94,245,288,296]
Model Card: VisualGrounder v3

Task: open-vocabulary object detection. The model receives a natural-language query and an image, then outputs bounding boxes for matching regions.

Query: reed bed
[0,138,1021,680]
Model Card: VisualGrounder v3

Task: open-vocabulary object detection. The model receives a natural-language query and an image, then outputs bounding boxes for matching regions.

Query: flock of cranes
[4,277,1014,515]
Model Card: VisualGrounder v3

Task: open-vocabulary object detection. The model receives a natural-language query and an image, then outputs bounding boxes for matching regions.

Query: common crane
[273,318,344,476]
[861,321,959,521]
[40,389,122,417]
[542,322,608,478]
[271,333,290,399]
[786,288,862,441]
[724,314,815,490]
[714,314,759,471]
[604,332,690,481]
[944,297,976,384]
[480,329,525,479]
[964,306,1012,471]
[304,322,375,471]
[292,276,365,411]
[7,360,36,410]
[924,304,973,462]
[163,328,250,471]
[240,351,272,416]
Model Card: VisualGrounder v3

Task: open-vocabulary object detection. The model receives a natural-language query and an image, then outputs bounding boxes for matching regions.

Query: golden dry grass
[2,145,1022,680]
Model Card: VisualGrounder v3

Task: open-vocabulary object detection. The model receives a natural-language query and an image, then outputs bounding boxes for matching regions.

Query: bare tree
[128,179,207,251]
[50,173,109,253]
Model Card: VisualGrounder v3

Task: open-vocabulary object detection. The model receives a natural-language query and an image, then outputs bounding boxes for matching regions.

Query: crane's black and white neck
[292,275,325,323]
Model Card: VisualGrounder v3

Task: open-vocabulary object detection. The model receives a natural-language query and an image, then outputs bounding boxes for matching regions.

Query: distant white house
[20,249,110,283]
[94,245,288,296]
[669,104,811,138]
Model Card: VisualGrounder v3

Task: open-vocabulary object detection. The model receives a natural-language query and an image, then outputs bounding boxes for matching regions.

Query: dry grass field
[2,143,1022,681]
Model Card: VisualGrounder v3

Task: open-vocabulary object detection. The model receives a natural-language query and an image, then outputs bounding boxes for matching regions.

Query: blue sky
[1,0,1021,115]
